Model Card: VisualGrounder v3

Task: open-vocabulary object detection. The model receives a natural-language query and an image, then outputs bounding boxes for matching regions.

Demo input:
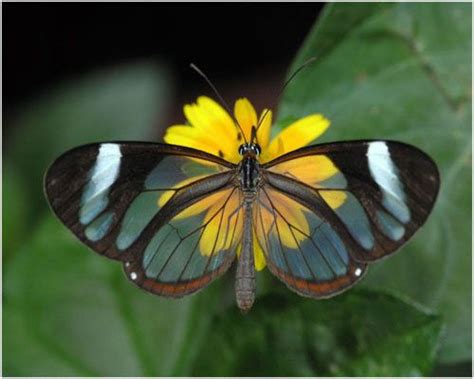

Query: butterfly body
[234,142,264,311]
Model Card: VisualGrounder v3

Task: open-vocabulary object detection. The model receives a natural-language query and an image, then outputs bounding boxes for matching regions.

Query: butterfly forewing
[45,142,240,296]
[262,140,440,266]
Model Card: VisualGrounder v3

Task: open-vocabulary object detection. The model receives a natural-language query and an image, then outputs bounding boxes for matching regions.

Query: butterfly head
[238,125,262,158]
[238,142,261,158]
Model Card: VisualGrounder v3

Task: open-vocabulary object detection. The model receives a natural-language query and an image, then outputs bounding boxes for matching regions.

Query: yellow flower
[163,96,344,271]
[165,96,330,164]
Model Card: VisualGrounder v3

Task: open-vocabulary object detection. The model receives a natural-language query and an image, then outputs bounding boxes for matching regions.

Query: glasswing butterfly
[44,65,440,312]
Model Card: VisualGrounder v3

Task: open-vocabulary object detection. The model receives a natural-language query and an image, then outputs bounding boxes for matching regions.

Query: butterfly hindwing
[253,186,367,298]
[263,140,440,264]
[45,142,240,296]
[124,185,245,297]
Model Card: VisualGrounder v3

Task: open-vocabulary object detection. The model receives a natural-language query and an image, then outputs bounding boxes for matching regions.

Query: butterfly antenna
[190,63,248,143]
[251,126,258,144]
[256,57,317,133]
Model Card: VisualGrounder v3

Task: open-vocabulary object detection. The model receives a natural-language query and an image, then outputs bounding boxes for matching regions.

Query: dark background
[3,3,323,111]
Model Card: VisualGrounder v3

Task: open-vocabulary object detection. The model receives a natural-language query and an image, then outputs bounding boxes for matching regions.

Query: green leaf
[3,215,223,376]
[278,3,471,363]
[5,61,172,222]
[192,290,442,376]
[3,165,29,263]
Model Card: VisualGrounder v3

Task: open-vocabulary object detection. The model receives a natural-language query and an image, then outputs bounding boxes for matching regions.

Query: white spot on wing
[354,267,363,277]
[130,272,137,280]
[84,144,122,202]
[367,142,411,223]
[367,142,401,200]
[80,144,122,224]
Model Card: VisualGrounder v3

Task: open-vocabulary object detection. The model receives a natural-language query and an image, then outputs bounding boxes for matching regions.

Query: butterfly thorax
[238,143,261,197]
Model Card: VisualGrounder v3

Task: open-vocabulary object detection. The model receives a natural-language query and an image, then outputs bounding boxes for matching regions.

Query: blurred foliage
[278,2,471,365]
[3,3,471,377]
[4,61,171,238]
[3,166,29,263]
[193,290,441,376]
[4,216,223,376]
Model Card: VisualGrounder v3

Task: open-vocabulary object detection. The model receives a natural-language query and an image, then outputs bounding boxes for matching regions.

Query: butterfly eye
[254,144,261,156]
[238,144,246,156]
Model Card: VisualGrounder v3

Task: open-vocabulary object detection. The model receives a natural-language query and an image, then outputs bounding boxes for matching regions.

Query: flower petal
[164,124,240,163]
[319,190,347,209]
[273,194,310,249]
[184,96,236,139]
[263,114,330,161]
[164,125,219,153]
[234,98,258,142]
[200,190,242,256]
[254,237,266,271]
[196,96,238,141]
[256,109,272,149]
[158,175,221,219]
[165,96,242,163]
[259,190,310,249]
[268,155,339,185]
[235,238,267,271]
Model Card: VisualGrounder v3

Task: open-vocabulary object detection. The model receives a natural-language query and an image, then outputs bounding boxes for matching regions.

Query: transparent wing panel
[267,154,347,189]
[124,187,244,296]
[254,187,365,298]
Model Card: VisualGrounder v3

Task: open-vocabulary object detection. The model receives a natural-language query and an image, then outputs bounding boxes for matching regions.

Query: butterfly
[44,68,440,312]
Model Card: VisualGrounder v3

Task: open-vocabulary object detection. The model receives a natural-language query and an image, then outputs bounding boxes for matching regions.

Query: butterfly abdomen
[235,200,256,312]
